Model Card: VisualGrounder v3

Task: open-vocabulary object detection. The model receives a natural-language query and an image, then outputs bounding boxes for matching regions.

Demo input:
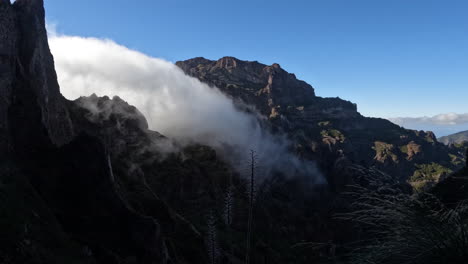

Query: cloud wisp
[388,113,468,137]
[48,33,323,182]
[389,113,468,126]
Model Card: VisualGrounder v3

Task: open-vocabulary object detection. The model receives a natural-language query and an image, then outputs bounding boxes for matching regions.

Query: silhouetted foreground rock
[1,1,205,263]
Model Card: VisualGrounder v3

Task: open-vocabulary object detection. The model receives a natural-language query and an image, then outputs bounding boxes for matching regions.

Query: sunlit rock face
[177,56,317,115]
[177,56,465,190]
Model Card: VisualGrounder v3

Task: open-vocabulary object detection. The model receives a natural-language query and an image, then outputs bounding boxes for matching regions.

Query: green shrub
[321,129,345,142]
[408,163,452,192]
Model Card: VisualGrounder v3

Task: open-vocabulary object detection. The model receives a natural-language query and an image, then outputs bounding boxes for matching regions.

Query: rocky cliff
[0,2,345,263]
[2,1,467,263]
[0,1,202,263]
[0,0,73,152]
[0,1,401,261]
[176,57,466,191]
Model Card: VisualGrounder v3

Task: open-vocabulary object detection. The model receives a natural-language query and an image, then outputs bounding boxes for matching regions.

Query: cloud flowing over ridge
[48,33,322,182]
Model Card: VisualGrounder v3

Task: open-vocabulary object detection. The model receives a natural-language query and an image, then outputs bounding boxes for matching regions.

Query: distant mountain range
[439,130,468,145]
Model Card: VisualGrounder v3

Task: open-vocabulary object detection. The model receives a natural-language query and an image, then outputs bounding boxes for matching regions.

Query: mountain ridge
[1,1,467,262]
[176,56,466,190]
[439,130,468,145]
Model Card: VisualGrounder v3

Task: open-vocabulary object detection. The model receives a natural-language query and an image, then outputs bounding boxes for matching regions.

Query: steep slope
[1,1,88,262]
[439,130,468,145]
[0,0,73,150]
[2,2,344,262]
[0,1,204,263]
[176,57,465,190]
[0,3,403,258]
[2,1,351,262]
[66,94,351,264]
[2,0,466,263]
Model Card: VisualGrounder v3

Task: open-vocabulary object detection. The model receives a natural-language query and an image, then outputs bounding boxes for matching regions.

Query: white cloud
[48,33,323,182]
[388,113,468,137]
[389,113,468,126]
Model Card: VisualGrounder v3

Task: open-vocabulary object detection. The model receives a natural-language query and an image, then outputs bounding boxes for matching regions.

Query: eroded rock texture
[177,56,465,190]
[0,1,202,263]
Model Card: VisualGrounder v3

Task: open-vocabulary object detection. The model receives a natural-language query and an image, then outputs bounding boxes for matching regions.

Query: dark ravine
[1,1,468,264]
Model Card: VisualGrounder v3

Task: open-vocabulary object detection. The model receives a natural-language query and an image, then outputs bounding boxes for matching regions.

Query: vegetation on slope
[439,130,468,145]
[341,168,468,264]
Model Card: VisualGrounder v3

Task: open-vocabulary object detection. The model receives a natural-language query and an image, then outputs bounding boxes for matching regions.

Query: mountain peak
[216,56,240,67]
[13,0,45,12]
[271,62,281,68]
[176,56,315,114]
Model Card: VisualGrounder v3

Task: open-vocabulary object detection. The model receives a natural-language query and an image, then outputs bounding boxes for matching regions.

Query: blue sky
[44,0,468,136]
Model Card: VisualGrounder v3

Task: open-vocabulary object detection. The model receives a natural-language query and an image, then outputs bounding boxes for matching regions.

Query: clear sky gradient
[44,0,468,135]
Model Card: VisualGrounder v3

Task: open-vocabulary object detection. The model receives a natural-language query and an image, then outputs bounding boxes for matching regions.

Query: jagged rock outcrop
[0,1,201,263]
[176,57,465,190]
[177,56,318,116]
[67,95,212,264]
[0,0,73,151]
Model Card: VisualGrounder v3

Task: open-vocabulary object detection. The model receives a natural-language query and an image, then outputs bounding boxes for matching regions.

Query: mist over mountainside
[1,1,468,264]
[176,57,466,191]
[48,30,467,190]
[49,34,323,182]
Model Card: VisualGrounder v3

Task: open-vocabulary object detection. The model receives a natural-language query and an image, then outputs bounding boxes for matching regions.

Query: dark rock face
[176,57,465,190]
[66,95,361,264]
[15,0,75,145]
[0,0,73,155]
[66,95,210,264]
[0,1,17,156]
[0,3,216,259]
[57,135,167,262]
[0,1,194,263]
